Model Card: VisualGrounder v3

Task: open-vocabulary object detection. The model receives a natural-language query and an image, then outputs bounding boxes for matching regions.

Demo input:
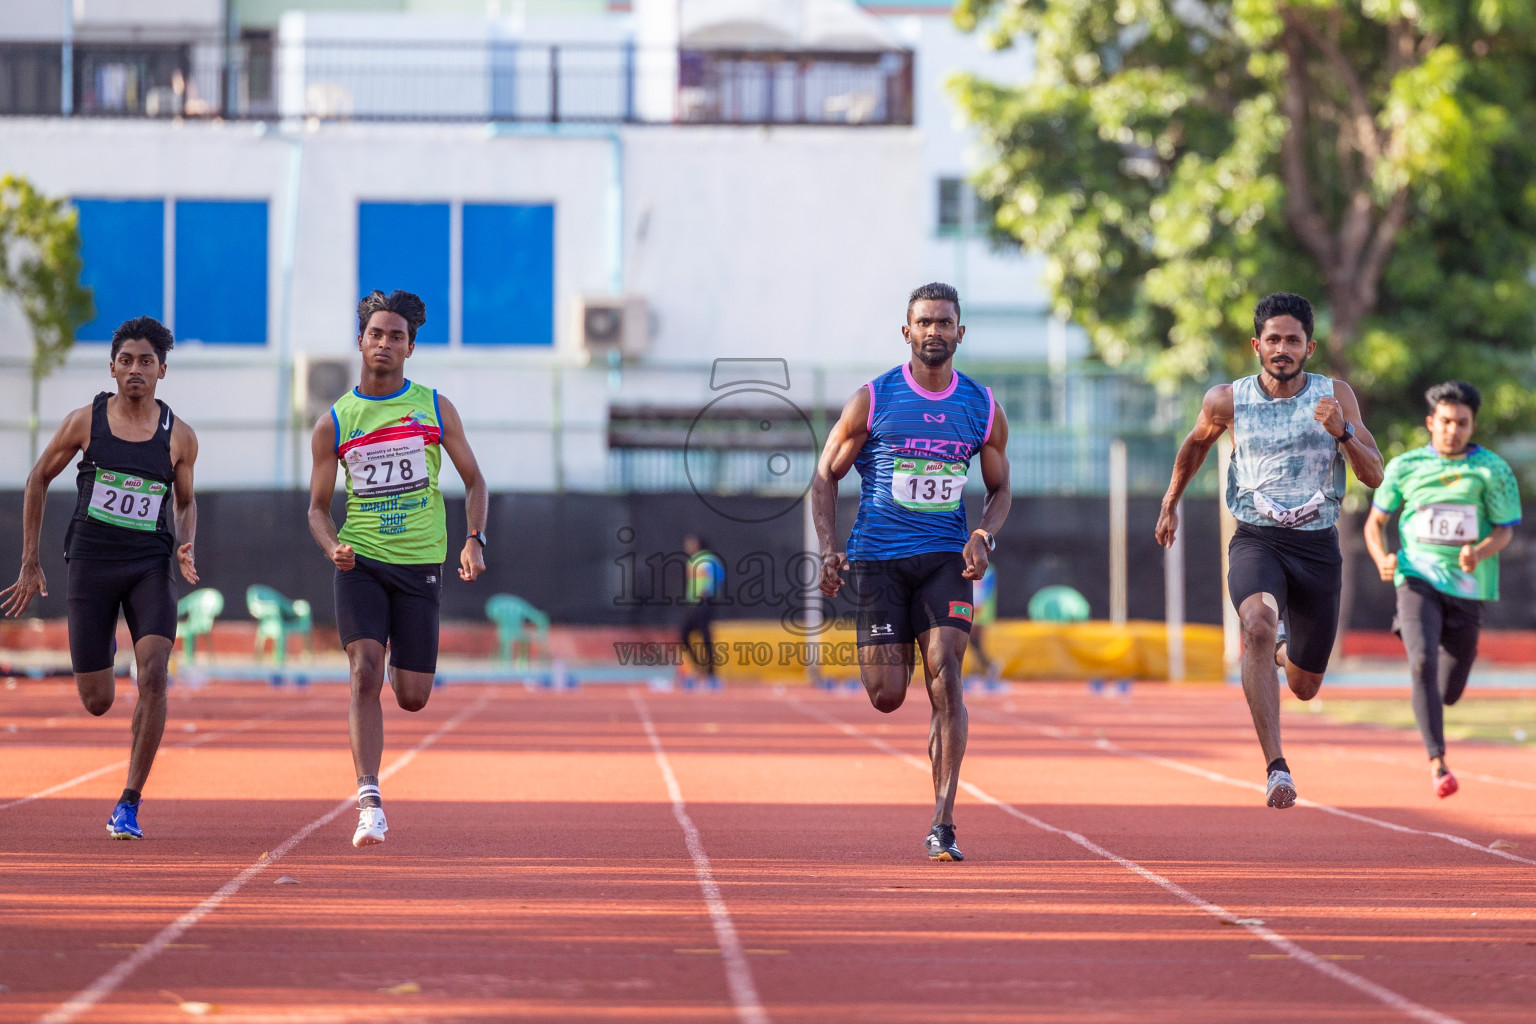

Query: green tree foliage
[951,0,1536,455]
[0,175,94,459]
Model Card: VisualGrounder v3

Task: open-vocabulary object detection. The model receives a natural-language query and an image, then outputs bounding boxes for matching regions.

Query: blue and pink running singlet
[846,363,995,561]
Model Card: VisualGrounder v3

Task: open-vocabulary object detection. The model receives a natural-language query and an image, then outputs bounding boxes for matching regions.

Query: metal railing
[0,38,915,125]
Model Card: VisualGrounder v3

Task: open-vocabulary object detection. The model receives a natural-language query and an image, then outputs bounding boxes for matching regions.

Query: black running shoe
[924,823,964,861]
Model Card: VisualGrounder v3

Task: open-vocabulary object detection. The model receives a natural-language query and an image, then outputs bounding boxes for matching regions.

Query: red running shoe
[1435,768,1459,799]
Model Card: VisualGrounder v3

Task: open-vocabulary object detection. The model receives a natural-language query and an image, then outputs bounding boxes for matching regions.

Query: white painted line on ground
[631,690,769,1024]
[982,709,1536,868]
[34,692,491,1024]
[791,696,1464,1024]
[0,698,330,812]
[1318,745,1536,793]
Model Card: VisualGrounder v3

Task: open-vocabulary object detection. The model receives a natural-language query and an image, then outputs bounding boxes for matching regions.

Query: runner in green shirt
[1364,381,1521,799]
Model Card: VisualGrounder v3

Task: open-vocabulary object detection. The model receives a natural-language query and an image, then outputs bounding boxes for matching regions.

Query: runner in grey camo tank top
[1155,293,1384,813]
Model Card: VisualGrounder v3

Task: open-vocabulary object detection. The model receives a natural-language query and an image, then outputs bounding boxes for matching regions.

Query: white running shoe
[353,806,388,847]
[1266,769,1297,809]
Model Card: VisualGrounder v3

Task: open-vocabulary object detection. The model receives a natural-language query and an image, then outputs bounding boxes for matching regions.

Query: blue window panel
[74,198,164,341]
[175,200,269,345]
[357,202,450,345]
[462,203,554,346]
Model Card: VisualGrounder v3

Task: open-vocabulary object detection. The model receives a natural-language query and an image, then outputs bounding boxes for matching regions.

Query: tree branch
[1281,8,1383,173]
[1280,25,1336,272]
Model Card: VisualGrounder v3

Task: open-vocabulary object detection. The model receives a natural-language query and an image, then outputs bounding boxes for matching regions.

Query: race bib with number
[87,469,166,531]
[345,434,429,498]
[892,458,966,513]
[1417,503,1478,546]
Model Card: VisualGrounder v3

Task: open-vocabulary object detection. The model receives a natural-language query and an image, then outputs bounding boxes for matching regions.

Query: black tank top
[65,392,177,561]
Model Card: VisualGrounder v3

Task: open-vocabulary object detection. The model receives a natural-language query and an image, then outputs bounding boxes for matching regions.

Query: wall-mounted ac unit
[294,354,356,426]
[573,295,649,362]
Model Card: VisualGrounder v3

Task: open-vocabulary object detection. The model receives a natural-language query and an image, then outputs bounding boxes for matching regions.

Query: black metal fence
[0,37,914,125]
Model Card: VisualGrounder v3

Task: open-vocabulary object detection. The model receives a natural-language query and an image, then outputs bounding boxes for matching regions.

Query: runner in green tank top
[307,290,489,849]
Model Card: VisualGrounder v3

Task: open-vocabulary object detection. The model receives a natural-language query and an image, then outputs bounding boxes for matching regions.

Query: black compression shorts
[849,551,974,647]
[334,552,443,673]
[1227,522,1342,674]
[66,555,177,673]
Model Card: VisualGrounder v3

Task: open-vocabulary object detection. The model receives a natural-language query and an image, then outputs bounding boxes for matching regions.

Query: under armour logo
[922,413,946,423]
[870,623,894,636]
[426,575,437,583]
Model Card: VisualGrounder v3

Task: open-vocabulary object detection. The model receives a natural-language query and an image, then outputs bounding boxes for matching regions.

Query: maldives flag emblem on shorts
[949,601,973,622]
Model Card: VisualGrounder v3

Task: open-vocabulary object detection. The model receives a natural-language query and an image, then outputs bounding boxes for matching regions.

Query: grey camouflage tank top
[1226,372,1344,530]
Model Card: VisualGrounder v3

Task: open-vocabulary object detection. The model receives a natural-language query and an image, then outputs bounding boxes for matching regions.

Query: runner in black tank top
[3,316,201,841]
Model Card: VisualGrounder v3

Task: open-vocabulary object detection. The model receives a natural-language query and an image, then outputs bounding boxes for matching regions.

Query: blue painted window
[175,200,269,345]
[357,202,450,345]
[73,199,164,341]
[462,203,555,346]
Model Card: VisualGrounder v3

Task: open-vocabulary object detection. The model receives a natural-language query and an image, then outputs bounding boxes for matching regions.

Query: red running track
[0,680,1533,1023]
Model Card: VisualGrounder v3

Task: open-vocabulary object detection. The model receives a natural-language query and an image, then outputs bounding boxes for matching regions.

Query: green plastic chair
[246,585,313,662]
[485,593,550,668]
[176,588,224,659]
[1028,584,1091,623]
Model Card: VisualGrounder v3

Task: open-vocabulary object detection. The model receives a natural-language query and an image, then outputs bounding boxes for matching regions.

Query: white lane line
[980,709,1536,868]
[790,697,1463,1024]
[0,698,330,812]
[34,692,492,1024]
[1318,746,1536,793]
[631,691,769,1024]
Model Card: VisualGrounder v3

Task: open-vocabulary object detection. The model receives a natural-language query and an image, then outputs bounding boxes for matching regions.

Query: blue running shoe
[107,800,143,840]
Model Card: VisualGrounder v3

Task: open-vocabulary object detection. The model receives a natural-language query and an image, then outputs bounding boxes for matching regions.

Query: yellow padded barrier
[704,619,1224,682]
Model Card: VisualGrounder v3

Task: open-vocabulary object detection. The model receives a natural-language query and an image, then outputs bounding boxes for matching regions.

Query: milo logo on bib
[892,459,966,513]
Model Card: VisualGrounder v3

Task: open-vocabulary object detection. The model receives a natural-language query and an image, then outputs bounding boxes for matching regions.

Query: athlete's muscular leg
[919,626,969,827]
[388,667,434,713]
[858,642,916,713]
[125,635,172,792]
[347,639,388,778]
[1238,593,1284,764]
[75,668,116,717]
[1282,660,1325,702]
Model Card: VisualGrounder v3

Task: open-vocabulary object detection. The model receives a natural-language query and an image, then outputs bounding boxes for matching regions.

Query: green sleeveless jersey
[332,380,446,565]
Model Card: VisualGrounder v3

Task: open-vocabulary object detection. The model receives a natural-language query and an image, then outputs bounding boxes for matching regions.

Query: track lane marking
[33,691,492,1024]
[978,708,1536,868]
[0,698,331,812]
[790,696,1463,1024]
[631,691,769,1024]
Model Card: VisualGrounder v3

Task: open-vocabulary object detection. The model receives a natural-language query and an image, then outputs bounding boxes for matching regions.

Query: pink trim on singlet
[865,382,876,431]
[983,386,996,442]
[902,361,958,400]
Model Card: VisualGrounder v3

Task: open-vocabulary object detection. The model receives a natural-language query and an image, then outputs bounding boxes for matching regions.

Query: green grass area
[1300,697,1536,747]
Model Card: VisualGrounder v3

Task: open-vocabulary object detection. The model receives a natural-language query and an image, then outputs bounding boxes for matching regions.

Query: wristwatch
[467,530,488,548]
[972,529,995,551]
[1335,421,1356,446]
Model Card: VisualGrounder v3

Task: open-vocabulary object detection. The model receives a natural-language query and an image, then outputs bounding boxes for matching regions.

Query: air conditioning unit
[293,355,356,426]
[573,295,649,362]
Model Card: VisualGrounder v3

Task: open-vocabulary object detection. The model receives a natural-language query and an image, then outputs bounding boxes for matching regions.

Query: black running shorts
[66,555,177,673]
[1227,522,1342,674]
[849,551,974,648]
[334,552,443,673]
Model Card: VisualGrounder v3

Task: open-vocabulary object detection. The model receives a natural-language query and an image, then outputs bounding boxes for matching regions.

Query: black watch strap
[468,530,488,548]
[1336,421,1355,445]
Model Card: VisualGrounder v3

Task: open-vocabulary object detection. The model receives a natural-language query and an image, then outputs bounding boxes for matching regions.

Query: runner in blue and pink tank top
[813,282,1012,862]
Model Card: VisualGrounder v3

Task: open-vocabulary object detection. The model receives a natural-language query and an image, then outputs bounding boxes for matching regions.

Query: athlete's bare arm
[1156,384,1234,547]
[1318,381,1384,488]
[1,406,92,617]
[170,419,199,585]
[1362,506,1397,581]
[813,387,872,597]
[963,404,1011,581]
[307,413,354,571]
[435,394,487,583]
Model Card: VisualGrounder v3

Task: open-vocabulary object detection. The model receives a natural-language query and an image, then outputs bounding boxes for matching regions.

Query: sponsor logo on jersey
[148,482,165,494]
[100,472,117,483]
[898,460,916,472]
[949,601,973,622]
[349,428,364,440]
[924,461,943,474]
[346,448,363,464]
[124,477,143,489]
[869,623,895,637]
[922,412,946,423]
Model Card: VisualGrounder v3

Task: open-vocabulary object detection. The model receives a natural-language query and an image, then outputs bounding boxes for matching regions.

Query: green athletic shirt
[332,380,447,565]
[1372,444,1522,601]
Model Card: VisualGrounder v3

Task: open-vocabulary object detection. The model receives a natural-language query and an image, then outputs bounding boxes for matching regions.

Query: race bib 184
[892,458,966,513]
[87,469,166,531]
[1417,503,1478,546]
[345,435,429,498]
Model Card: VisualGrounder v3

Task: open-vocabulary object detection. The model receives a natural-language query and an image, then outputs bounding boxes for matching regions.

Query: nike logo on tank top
[846,364,995,561]
[1226,372,1345,530]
